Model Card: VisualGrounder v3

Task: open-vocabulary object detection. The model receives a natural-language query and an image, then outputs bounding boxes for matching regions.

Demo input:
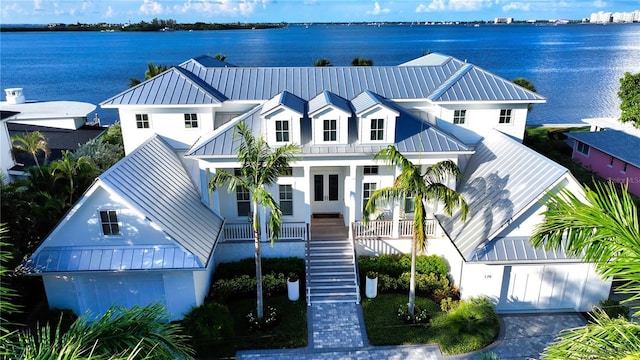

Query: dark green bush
[182,302,234,353]
[214,257,304,280]
[211,273,288,301]
[595,299,630,320]
[358,254,448,278]
[32,307,78,338]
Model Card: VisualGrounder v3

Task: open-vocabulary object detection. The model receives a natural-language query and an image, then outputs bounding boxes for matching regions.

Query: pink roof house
[566,129,640,197]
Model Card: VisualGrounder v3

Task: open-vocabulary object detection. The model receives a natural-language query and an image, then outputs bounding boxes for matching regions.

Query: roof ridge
[427,63,473,101]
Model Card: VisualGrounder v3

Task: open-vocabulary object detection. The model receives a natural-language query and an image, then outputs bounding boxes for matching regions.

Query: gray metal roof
[469,236,579,263]
[186,94,470,158]
[27,245,201,272]
[261,91,306,116]
[102,53,543,106]
[101,67,227,106]
[437,130,570,261]
[566,130,640,168]
[351,90,391,115]
[308,90,353,115]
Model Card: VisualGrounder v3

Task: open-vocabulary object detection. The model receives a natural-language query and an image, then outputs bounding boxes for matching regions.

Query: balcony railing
[222,222,308,241]
[353,219,438,239]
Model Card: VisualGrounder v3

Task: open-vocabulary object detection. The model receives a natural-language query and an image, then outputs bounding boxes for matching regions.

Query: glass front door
[312,172,341,214]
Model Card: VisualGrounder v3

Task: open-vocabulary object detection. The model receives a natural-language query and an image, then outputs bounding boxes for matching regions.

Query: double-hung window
[622,162,628,174]
[323,119,337,142]
[499,109,512,124]
[135,114,149,129]
[275,120,290,142]
[363,183,377,212]
[363,166,378,175]
[100,210,120,235]
[279,185,293,216]
[576,142,590,156]
[453,110,466,125]
[370,118,384,141]
[184,113,198,128]
[236,186,250,217]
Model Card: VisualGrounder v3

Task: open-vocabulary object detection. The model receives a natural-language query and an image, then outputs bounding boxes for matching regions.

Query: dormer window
[184,113,199,128]
[323,120,337,142]
[453,110,466,125]
[370,119,384,141]
[275,120,290,142]
[99,210,120,236]
[136,114,150,129]
[499,109,512,124]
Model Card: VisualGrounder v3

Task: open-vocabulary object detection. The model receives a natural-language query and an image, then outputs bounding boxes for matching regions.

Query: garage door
[497,265,583,312]
[76,273,166,318]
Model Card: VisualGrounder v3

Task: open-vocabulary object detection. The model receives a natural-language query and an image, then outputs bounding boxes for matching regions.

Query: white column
[346,164,358,239]
[391,165,401,238]
[303,165,312,238]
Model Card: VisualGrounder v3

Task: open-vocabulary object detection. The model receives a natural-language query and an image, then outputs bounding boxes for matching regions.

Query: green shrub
[182,302,234,353]
[211,273,288,301]
[396,272,450,295]
[214,257,304,280]
[440,297,461,312]
[432,297,499,353]
[358,254,449,278]
[378,274,398,292]
[595,299,630,320]
[32,307,78,338]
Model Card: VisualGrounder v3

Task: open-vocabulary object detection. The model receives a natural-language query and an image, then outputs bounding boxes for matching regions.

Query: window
[135,114,149,129]
[363,183,376,212]
[184,113,198,128]
[609,156,614,167]
[576,141,590,156]
[404,197,415,213]
[279,185,293,216]
[279,167,293,177]
[622,162,628,174]
[363,166,378,175]
[323,119,337,141]
[453,110,466,125]
[370,118,384,141]
[236,186,250,217]
[498,109,512,124]
[100,210,120,235]
[275,120,290,142]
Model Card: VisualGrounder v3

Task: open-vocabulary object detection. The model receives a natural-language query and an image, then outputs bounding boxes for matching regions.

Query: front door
[312,172,342,214]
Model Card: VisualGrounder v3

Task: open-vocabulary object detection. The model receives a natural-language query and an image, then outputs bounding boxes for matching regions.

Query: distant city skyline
[1,0,639,25]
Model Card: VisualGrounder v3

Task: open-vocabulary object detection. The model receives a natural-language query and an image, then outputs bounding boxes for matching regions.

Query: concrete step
[308,294,359,303]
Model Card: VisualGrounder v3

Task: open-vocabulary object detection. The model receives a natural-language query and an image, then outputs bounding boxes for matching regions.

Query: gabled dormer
[352,91,399,144]
[261,91,305,146]
[308,90,352,145]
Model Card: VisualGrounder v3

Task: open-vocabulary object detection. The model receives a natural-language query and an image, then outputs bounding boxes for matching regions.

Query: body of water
[1,24,639,125]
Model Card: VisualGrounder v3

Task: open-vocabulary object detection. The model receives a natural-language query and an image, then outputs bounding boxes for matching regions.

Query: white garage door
[76,273,166,318]
[497,265,584,312]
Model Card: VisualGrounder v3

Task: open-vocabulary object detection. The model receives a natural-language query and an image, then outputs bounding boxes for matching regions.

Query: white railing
[222,222,308,241]
[353,219,438,239]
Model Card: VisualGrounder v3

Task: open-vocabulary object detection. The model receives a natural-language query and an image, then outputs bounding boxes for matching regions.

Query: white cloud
[140,0,164,15]
[593,0,607,8]
[502,2,530,11]
[2,2,27,19]
[367,1,391,15]
[175,0,269,17]
[105,5,114,17]
[33,0,43,11]
[416,0,492,13]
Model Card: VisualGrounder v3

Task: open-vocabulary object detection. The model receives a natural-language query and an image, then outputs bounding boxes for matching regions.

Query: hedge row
[358,254,449,278]
[210,273,290,302]
[214,257,304,280]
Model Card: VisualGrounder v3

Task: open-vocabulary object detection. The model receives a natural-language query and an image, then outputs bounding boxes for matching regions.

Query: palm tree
[363,145,468,315]
[209,122,300,319]
[313,58,332,67]
[512,77,537,112]
[128,62,170,87]
[531,181,640,358]
[51,151,98,206]
[11,131,49,175]
[0,224,19,358]
[351,56,373,66]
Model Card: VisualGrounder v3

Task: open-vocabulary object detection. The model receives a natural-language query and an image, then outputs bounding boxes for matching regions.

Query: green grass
[196,296,307,359]
[362,294,499,354]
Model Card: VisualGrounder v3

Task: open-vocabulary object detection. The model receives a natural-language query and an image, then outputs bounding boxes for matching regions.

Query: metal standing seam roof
[469,236,579,263]
[186,91,470,158]
[261,90,306,116]
[351,90,394,115]
[566,130,640,168]
[437,129,570,261]
[28,135,224,273]
[308,90,353,115]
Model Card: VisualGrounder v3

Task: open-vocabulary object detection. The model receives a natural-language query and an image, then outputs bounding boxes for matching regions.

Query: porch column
[303,165,312,237]
[391,165,401,238]
[346,164,358,240]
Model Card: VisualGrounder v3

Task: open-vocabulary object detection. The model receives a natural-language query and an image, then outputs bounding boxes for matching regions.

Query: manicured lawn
[361,294,499,354]
[197,296,307,359]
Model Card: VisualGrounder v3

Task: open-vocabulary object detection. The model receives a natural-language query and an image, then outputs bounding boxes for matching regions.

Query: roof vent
[5,88,25,104]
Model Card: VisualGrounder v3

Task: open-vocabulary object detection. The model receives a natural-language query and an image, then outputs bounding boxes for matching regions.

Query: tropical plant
[129,62,170,87]
[618,71,640,128]
[531,181,640,358]
[351,56,373,66]
[512,77,537,112]
[13,303,195,359]
[10,131,49,175]
[313,58,332,67]
[363,145,468,315]
[208,122,300,318]
[0,224,19,357]
[214,53,227,62]
[51,150,98,206]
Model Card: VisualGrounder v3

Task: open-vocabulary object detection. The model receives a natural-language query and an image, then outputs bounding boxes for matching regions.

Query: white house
[25,53,610,318]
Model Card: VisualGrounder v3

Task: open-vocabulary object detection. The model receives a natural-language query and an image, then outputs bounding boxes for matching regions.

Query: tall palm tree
[531,181,640,358]
[11,131,49,175]
[51,151,98,206]
[363,145,468,315]
[209,122,300,319]
[128,62,170,87]
[351,56,373,66]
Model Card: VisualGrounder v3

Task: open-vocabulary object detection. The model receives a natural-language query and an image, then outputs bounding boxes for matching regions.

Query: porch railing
[222,222,308,241]
[353,219,438,239]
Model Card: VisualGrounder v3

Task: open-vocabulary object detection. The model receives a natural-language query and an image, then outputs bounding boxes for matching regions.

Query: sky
[1,0,639,24]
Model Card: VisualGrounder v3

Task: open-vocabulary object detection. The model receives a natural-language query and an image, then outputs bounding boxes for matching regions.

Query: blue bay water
[1,24,639,125]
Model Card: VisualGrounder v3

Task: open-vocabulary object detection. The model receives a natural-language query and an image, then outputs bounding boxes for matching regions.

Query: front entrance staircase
[305,217,360,305]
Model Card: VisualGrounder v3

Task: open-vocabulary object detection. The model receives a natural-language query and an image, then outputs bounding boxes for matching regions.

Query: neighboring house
[566,118,640,197]
[25,53,610,319]
[0,88,103,181]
